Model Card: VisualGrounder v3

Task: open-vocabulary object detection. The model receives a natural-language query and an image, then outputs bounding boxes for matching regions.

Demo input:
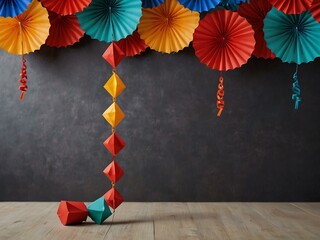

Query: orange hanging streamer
[19,55,28,100]
[216,73,225,117]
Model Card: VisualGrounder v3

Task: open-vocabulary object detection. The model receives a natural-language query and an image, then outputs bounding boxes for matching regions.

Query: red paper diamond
[103,132,125,156]
[57,201,88,225]
[103,161,124,183]
[104,188,123,210]
[102,42,125,69]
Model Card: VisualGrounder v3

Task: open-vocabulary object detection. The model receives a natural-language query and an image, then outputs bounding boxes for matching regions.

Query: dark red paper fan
[46,11,85,48]
[311,0,320,23]
[41,0,92,16]
[116,31,148,57]
[193,9,255,71]
[238,0,275,59]
[268,0,312,14]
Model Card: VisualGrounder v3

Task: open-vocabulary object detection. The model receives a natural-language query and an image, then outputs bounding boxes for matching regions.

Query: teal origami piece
[87,196,112,224]
[76,0,142,42]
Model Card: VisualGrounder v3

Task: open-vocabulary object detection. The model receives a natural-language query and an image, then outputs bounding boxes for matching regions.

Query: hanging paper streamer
[292,65,301,110]
[102,41,126,215]
[193,9,254,116]
[19,55,28,100]
[217,73,225,117]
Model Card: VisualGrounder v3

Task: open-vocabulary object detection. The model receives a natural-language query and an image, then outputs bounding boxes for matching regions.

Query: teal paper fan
[76,0,142,42]
[264,8,320,110]
[263,8,320,64]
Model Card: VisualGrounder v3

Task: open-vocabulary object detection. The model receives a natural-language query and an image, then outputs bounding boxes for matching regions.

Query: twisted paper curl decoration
[19,55,28,100]
[217,74,225,117]
[292,65,301,110]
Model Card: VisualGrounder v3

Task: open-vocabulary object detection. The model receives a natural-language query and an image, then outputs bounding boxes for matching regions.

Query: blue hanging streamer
[292,64,301,110]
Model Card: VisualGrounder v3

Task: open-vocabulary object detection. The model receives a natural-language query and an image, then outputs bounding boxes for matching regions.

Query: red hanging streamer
[19,55,28,100]
[216,73,225,117]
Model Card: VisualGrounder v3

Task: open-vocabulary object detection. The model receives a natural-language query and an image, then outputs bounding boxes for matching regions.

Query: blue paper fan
[142,0,164,8]
[77,0,142,42]
[177,0,220,12]
[0,0,32,17]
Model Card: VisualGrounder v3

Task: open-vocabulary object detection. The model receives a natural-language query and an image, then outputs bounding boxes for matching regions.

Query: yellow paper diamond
[102,102,125,127]
[104,72,126,98]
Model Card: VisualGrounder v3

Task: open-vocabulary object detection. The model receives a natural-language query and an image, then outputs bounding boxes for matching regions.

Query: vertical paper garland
[102,42,126,211]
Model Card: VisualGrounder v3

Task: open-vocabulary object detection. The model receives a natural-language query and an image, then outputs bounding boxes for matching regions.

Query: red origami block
[102,42,125,69]
[103,160,124,183]
[57,201,88,225]
[104,188,124,210]
[103,132,125,156]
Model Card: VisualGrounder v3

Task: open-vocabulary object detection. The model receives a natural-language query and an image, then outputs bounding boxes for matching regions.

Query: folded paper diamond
[87,196,112,224]
[104,188,124,210]
[104,72,126,98]
[102,102,125,127]
[57,201,88,225]
[103,161,124,183]
[103,132,126,156]
[102,42,125,69]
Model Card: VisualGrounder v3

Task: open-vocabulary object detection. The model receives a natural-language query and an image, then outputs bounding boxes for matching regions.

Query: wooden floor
[0,203,319,240]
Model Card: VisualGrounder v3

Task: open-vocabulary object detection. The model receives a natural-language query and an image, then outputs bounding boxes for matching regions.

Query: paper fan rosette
[46,11,85,48]
[0,0,50,100]
[142,0,164,8]
[116,30,148,57]
[193,9,255,117]
[238,0,275,59]
[310,0,320,23]
[41,0,92,16]
[264,7,320,109]
[268,0,312,14]
[177,0,220,12]
[0,0,32,17]
[138,0,199,53]
[77,0,142,42]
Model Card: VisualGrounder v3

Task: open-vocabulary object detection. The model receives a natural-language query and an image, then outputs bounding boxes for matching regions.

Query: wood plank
[0,202,319,240]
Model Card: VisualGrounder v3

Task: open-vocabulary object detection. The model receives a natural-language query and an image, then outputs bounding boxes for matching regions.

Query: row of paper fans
[1,0,320,109]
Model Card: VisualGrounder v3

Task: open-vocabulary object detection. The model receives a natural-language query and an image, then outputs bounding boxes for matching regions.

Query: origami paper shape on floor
[87,197,112,224]
[142,0,164,8]
[77,0,142,42]
[238,0,275,59]
[102,102,125,128]
[310,0,320,23]
[116,31,148,57]
[102,42,126,70]
[57,201,88,225]
[103,132,126,156]
[177,0,219,12]
[104,188,124,210]
[138,0,199,53]
[104,72,126,98]
[46,11,85,48]
[264,7,320,109]
[0,0,31,17]
[0,0,50,55]
[193,9,254,116]
[41,0,92,16]
[103,161,124,183]
[268,0,312,14]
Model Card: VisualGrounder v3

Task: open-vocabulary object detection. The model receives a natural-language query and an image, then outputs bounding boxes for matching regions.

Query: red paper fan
[41,0,92,16]
[238,0,275,59]
[268,0,312,14]
[116,31,148,57]
[311,0,320,23]
[193,9,255,71]
[46,11,85,48]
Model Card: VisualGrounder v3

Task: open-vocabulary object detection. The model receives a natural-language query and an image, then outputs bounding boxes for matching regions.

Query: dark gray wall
[0,36,319,202]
